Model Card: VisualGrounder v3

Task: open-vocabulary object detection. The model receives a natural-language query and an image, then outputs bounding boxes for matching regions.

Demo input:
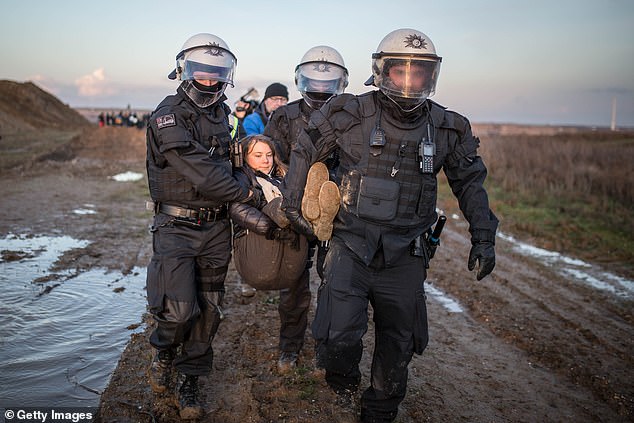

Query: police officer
[281,29,498,422]
[145,33,255,419]
[263,46,348,373]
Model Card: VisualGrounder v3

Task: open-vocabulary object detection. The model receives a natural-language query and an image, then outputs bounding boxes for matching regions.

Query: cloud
[75,68,116,97]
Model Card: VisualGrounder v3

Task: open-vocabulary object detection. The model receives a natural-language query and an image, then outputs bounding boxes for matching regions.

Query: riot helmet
[169,33,237,108]
[295,46,348,109]
[366,28,442,112]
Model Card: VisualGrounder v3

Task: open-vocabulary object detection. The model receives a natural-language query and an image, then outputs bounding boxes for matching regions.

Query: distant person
[281,28,498,422]
[145,32,258,420]
[263,45,348,372]
[232,87,259,140]
[243,83,288,136]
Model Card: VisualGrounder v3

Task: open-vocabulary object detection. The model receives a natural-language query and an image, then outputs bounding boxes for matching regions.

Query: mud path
[1,127,631,422]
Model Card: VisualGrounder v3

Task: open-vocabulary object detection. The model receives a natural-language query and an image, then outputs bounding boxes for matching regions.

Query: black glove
[468,241,496,281]
[316,243,329,280]
[266,227,301,250]
[245,186,266,209]
[284,207,315,241]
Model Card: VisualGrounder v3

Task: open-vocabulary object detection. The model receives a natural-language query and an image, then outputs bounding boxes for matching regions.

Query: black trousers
[146,213,231,376]
[312,237,428,422]
[278,267,311,353]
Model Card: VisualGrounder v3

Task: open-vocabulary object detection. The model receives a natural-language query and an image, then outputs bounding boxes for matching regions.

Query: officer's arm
[443,118,498,243]
[443,119,498,280]
[280,95,353,209]
[163,147,250,203]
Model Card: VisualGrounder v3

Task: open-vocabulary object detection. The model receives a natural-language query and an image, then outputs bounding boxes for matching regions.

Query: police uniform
[282,91,498,421]
[263,99,314,359]
[146,84,250,376]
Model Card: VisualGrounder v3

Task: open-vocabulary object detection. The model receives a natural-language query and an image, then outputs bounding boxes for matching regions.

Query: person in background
[263,45,348,372]
[281,28,498,422]
[232,87,259,139]
[145,32,258,420]
[243,82,288,136]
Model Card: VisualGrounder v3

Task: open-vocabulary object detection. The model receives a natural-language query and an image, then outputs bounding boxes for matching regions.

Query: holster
[410,233,431,269]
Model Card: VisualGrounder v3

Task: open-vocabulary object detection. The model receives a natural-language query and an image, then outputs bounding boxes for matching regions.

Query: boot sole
[301,162,329,222]
[314,181,341,241]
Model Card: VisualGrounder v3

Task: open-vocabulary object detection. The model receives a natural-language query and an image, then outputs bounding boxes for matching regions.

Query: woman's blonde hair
[240,134,288,177]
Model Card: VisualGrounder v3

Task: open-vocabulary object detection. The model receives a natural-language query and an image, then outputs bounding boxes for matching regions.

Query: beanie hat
[264,83,289,100]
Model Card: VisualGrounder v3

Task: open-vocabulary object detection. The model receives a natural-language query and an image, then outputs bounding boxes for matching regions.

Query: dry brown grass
[464,125,634,276]
[480,130,634,208]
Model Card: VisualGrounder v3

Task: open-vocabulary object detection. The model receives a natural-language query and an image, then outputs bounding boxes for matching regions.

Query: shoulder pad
[324,93,356,113]
[356,91,377,118]
[284,100,302,120]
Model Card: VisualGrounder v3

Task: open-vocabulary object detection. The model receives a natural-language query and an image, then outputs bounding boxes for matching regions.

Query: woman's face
[246,141,274,174]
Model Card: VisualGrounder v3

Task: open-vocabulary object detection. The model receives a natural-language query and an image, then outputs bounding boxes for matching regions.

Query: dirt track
[1,126,632,422]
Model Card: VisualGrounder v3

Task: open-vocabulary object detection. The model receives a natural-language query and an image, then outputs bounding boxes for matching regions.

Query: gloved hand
[316,243,329,280]
[266,227,295,241]
[468,241,496,281]
[245,186,266,209]
[284,207,315,241]
[266,227,300,250]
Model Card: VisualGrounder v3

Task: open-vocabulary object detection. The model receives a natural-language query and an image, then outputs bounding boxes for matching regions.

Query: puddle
[498,231,634,297]
[0,233,147,406]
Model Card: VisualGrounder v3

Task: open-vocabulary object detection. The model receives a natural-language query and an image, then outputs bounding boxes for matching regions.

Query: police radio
[231,139,243,168]
[418,123,435,174]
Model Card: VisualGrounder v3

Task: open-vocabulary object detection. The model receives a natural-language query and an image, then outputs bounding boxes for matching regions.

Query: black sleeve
[280,94,357,210]
[229,202,276,235]
[150,104,251,203]
[442,113,498,243]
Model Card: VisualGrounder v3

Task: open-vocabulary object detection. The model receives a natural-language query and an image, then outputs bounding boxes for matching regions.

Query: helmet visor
[374,57,440,100]
[295,62,347,93]
[179,46,236,85]
[296,74,345,96]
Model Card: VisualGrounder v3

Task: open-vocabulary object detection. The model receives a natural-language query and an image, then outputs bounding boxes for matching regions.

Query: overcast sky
[1,0,633,127]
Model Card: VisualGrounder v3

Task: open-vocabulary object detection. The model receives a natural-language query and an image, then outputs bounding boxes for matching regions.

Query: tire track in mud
[431,225,634,419]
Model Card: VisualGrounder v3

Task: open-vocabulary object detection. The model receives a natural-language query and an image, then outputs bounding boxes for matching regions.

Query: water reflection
[0,234,147,407]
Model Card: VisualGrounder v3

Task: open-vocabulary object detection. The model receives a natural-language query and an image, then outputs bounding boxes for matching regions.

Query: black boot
[177,374,204,420]
[147,349,174,393]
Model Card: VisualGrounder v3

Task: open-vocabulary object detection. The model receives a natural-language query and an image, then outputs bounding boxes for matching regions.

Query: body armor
[336,92,440,230]
[265,99,310,163]
[147,87,234,208]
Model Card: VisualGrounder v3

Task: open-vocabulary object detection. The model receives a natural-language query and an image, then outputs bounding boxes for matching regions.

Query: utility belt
[148,201,228,227]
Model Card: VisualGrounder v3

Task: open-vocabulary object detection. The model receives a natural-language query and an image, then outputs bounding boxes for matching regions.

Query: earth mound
[0,79,92,133]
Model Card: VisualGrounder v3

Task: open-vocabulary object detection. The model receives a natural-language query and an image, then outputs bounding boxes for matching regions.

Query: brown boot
[147,349,174,393]
[277,351,299,374]
[314,181,341,241]
[301,162,329,222]
[177,374,205,420]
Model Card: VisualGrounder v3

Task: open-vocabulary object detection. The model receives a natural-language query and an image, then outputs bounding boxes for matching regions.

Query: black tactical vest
[266,100,309,163]
[146,91,233,208]
[336,92,440,229]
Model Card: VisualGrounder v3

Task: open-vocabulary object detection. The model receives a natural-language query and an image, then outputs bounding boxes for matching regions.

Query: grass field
[438,127,634,278]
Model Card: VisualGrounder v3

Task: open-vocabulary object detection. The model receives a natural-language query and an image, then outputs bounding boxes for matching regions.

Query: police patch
[156,114,176,129]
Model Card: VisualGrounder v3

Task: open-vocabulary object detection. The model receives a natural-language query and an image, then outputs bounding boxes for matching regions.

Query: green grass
[438,175,634,278]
